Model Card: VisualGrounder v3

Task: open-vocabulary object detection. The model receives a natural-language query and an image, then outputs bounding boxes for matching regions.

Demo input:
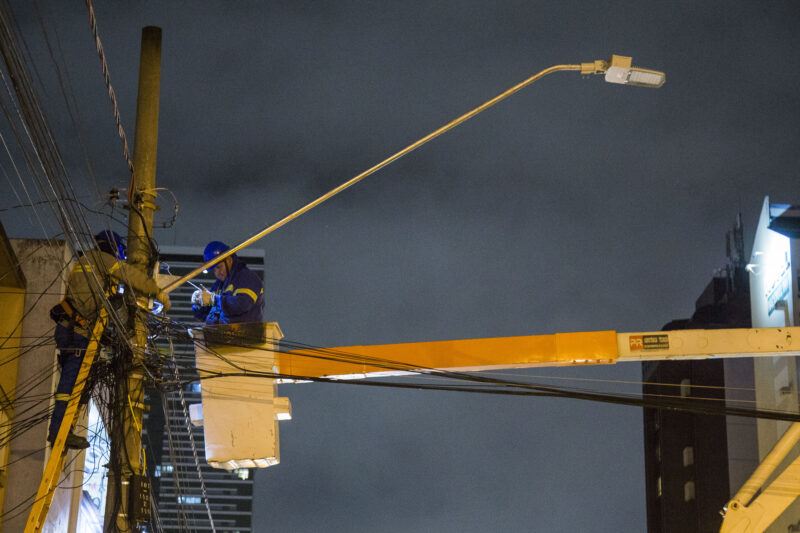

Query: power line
[83,0,135,203]
[165,334,217,533]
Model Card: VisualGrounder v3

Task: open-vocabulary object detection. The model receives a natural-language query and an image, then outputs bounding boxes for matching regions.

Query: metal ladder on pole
[23,309,107,533]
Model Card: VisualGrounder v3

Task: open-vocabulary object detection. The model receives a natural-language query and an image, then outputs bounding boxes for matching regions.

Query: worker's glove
[157,290,171,313]
[191,289,203,306]
[200,288,215,307]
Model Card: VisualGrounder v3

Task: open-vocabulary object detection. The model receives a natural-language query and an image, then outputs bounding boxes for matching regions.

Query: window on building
[684,481,695,502]
[680,378,691,397]
[683,446,694,467]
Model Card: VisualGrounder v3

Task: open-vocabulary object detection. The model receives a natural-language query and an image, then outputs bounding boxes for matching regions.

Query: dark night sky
[3,1,800,530]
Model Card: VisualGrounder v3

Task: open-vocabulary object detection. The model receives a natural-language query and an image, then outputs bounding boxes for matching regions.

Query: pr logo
[629,336,644,350]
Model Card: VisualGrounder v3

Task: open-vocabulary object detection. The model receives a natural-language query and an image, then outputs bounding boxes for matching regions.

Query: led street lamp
[602,54,665,88]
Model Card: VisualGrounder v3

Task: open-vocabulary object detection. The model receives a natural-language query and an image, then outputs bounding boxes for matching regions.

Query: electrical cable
[161,392,192,531]
[466,368,758,394]
[82,0,135,203]
[0,0,136,347]
[0,3,173,529]
[30,0,108,211]
[0,441,89,524]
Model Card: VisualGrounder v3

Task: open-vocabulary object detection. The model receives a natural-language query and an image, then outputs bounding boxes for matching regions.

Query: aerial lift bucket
[190,322,291,470]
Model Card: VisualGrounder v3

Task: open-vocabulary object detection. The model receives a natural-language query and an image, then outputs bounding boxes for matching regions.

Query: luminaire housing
[603,54,665,88]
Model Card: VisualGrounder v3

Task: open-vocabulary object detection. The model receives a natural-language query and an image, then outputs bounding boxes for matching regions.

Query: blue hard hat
[203,241,230,263]
[94,230,126,259]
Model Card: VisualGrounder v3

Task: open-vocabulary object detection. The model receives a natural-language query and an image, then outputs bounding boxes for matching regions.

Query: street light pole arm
[162,62,582,293]
[580,60,609,74]
[163,57,658,294]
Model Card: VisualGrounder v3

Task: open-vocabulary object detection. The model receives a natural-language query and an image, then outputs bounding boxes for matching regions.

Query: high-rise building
[144,245,266,532]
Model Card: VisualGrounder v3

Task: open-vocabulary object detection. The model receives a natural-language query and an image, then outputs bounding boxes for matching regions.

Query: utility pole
[105,26,161,531]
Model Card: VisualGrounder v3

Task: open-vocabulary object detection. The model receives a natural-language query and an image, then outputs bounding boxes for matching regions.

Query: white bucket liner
[191,322,291,470]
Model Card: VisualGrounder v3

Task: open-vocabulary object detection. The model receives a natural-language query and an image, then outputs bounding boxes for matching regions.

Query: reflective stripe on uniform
[68,261,90,283]
[233,287,259,303]
[54,393,70,401]
[225,284,235,293]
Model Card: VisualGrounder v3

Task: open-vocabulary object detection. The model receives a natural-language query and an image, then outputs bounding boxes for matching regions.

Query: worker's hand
[191,289,203,306]
[157,290,171,313]
[200,288,215,307]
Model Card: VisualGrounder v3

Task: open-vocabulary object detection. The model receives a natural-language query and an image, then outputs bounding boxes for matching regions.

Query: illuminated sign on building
[764,251,791,316]
[749,197,798,328]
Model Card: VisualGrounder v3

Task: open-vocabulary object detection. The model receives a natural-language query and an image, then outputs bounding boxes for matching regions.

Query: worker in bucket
[49,230,170,449]
[191,241,264,324]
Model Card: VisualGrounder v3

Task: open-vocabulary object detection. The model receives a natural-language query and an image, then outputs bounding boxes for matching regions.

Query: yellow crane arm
[278,327,800,379]
[721,422,800,533]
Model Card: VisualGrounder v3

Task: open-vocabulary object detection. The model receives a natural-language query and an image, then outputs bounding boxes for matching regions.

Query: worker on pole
[48,230,169,449]
[191,240,264,324]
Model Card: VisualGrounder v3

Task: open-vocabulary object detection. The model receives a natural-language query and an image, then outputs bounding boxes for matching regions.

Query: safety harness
[49,299,89,331]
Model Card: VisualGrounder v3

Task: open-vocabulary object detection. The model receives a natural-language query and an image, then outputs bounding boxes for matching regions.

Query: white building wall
[3,239,85,533]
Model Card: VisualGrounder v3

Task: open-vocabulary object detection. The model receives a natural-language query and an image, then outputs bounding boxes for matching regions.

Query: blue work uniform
[192,256,264,324]
[49,324,91,440]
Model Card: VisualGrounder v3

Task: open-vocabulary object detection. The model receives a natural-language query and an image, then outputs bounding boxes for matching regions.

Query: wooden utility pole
[105,26,161,531]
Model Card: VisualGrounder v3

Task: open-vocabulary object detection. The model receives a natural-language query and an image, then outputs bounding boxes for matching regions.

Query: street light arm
[581,59,609,74]
[163,56,663,294]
